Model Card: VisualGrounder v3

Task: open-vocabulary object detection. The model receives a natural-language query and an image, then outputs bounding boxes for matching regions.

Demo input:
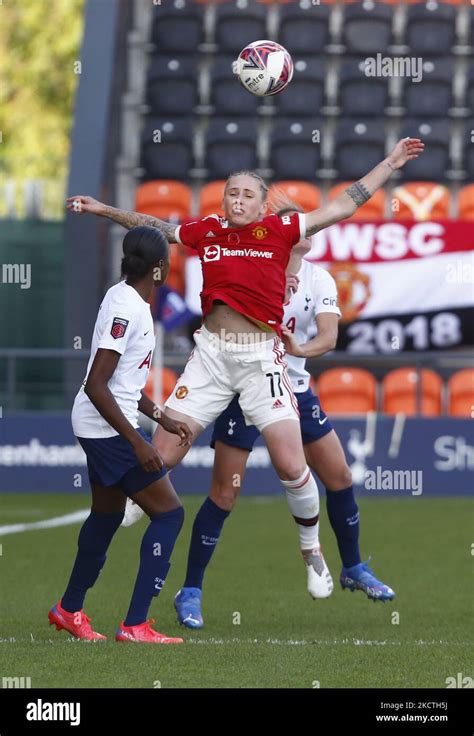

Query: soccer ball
[233,40,294,97]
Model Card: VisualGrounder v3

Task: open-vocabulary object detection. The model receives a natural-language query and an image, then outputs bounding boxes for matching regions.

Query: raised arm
[66,195,178,243]
[304,137,425,237]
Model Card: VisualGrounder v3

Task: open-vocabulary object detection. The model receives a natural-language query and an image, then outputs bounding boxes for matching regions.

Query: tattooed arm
[65,195,178,242]
[304,137,425,237]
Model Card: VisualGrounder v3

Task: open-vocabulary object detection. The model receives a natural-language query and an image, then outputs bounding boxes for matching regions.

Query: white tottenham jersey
[282,260,341,393]
[72,281,155,438]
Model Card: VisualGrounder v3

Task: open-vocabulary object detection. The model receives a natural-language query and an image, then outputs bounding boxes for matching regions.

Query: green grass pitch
[0,493,472,688]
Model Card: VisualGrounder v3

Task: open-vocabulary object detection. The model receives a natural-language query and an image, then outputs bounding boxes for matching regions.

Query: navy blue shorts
[77,427,167,496]
[210,389,333,452]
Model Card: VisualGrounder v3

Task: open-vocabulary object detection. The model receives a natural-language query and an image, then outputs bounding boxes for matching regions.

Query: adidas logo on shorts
[272,399,284,409]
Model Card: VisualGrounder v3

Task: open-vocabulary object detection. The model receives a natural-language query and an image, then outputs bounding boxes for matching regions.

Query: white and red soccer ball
[234,40,294,97]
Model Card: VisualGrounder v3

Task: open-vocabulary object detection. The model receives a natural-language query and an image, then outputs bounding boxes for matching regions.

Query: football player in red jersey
[68,136,424,603]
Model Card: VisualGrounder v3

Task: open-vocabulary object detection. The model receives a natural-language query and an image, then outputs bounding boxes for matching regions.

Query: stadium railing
[0,347,472,414]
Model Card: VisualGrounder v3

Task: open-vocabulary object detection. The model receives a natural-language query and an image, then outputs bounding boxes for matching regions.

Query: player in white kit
[49,227,192,644]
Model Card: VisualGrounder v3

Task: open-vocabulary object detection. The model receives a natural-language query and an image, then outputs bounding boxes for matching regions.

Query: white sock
[281,467,320,551]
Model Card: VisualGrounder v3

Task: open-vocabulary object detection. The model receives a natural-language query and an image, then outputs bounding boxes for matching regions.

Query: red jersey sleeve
[174,219,201,250]
[270,212,307,247]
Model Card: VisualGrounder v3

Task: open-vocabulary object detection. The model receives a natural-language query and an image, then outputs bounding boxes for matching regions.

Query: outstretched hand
[387,138,425,170]
[66,195,105,215]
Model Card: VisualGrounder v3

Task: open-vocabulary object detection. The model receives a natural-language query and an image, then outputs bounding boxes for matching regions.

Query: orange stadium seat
[382,368,443,416]
[199,180,226,217]
[391,182,450,220]
[458,185,474,220]
[144,367,178,405]
[316,368,377,414]
[448,369,474,417]
[135,181,192,221]
[328,183,385,220]
[269,181,321,213]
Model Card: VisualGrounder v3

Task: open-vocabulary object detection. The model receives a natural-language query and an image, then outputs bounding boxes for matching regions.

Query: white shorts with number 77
[165,325,300,431]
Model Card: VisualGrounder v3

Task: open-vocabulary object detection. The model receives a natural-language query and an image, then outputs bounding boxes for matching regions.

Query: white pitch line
[0,510,89,537]
[183,638,471,647]
[0,636,470,647]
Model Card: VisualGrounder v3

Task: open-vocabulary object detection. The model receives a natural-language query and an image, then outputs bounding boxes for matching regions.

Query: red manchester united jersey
[175,212,306,335]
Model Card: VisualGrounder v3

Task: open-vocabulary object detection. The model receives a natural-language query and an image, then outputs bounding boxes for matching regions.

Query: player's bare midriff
[204,302,274,341]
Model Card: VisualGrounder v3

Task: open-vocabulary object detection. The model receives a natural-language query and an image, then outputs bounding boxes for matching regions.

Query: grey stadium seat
[205,118,259,180]
[404,2,456,57]
[141,118,194,181]
[214,2,267,55]
[334,119,386,180]
[399,119,451,182]
[146,56,198,116]
[402,59,453,119]
[278,1,331,55]
[273,57,326,117]
[342,2,393,56]
[270,119,324,181]
[151,0,204,54]
[338,59,389,117]
[210,56,260,116]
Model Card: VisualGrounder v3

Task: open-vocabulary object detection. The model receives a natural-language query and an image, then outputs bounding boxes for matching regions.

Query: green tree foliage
[0,0,85,180]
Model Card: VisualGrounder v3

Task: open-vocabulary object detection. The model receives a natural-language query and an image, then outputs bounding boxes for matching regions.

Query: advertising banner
[307,220,474,353]
[1,413,472,496]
